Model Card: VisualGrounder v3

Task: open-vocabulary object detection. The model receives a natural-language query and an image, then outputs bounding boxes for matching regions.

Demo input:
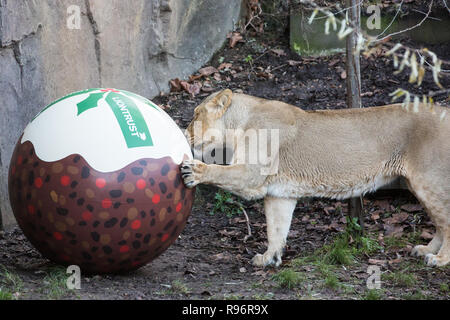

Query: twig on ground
[271,64,288,72]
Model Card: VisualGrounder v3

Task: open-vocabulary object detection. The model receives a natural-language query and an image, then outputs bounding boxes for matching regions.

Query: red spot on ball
[34,177,43,188]
[161,233,169,242]
[101,198,112,209]
[53,232,63,240]
[131,220,141,230]
[60,175,71,186]
[136,179,146,189]
[96,178,106,188]
[17,155,23,165]
[176,202,182,212]
[27,205,35,215]
[119,245,130,253]
[82,211,92,221]
[152,194,160,204]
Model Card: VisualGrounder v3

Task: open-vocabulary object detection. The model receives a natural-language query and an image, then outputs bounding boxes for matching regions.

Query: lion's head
[185,89,233,163]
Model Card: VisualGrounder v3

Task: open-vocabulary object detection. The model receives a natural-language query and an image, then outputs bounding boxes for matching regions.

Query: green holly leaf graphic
[76,92,105,115]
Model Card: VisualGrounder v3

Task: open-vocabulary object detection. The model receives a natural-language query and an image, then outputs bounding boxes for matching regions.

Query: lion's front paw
[180,159,207,188]
[251,251,282,268]
[411,245,434,257]
[424,253,450,267]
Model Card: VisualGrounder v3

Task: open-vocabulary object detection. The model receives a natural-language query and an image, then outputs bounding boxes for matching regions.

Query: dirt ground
[1,5,449,300]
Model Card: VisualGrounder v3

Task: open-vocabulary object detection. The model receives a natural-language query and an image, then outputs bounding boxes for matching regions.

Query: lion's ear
[206,89,233,118]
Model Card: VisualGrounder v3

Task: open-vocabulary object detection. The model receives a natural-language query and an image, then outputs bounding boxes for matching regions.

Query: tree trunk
[345,0,364,233]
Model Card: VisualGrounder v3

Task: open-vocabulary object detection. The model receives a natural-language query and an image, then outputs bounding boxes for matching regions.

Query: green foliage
[402,290,428,300]
[324,273,340,290]
[0,266,23,291]
[169,280,190,295]
[322,217,383,266]
[0,265,23,299]
[272,268,305,289]
[323,235,355,265]
[41,266,69,299]
[210,190,244,218]
[382,272,417,288]
[0,288,13,300]
[244,54,254,64]
[346,216,362,234]
[384,236,407,249]
[439,283,449,293]
[364,289,385,300]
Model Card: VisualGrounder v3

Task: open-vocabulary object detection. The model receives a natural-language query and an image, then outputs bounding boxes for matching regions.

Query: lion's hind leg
[424,228,450,267]
[411,229,442,257]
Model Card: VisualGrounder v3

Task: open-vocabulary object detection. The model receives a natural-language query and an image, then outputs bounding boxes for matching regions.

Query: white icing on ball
[22,88,192,172]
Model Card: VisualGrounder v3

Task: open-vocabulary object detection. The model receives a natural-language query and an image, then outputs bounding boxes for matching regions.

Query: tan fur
[181,89,450,267]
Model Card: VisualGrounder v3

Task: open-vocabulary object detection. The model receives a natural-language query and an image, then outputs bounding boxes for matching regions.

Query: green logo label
[105,92,153,148]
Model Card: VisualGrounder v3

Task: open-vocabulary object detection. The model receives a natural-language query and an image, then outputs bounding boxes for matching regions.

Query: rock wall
[0,0,242,228]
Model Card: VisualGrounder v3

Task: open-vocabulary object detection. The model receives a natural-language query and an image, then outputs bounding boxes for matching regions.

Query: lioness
[181,89,450,267]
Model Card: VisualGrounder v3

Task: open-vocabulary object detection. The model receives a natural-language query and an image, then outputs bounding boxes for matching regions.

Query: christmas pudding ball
[8,88,194,274]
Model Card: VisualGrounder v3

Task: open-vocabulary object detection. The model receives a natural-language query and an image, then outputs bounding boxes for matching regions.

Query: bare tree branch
[374,0,434,43]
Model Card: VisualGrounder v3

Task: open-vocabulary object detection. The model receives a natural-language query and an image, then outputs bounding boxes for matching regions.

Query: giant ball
[8,88,194,273]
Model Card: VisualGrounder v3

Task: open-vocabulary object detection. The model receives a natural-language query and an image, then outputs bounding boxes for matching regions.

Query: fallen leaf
[374,200,391,211]
[371,210,382,221]
[212,252,233,261]
[388,256,402,265]
[271,48,286,56]
[169,78,182,92]
[361,91,374,97]
[219,229,240,237]
[229,32,243,48]
[239,267,246,273]
[384,224,404,237]
[323,206,335,215]
[288,230,300,237]
[368,258,387,266]
[218,62,233,70]
[213,72,222,81]
[251,270,268,277]
[328,59,340,67]
[400,204,423,213]
[383,212,409,225]
[377,233,385,246]
[348,235,354,244]
[198,66,218,77]
[256,72,270,79]
[328,222,343,232]
[340,70,347,79]
[287,60,302,66]
[420,229,434,240]
[180,81,201,97]
[201,81,214,92]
